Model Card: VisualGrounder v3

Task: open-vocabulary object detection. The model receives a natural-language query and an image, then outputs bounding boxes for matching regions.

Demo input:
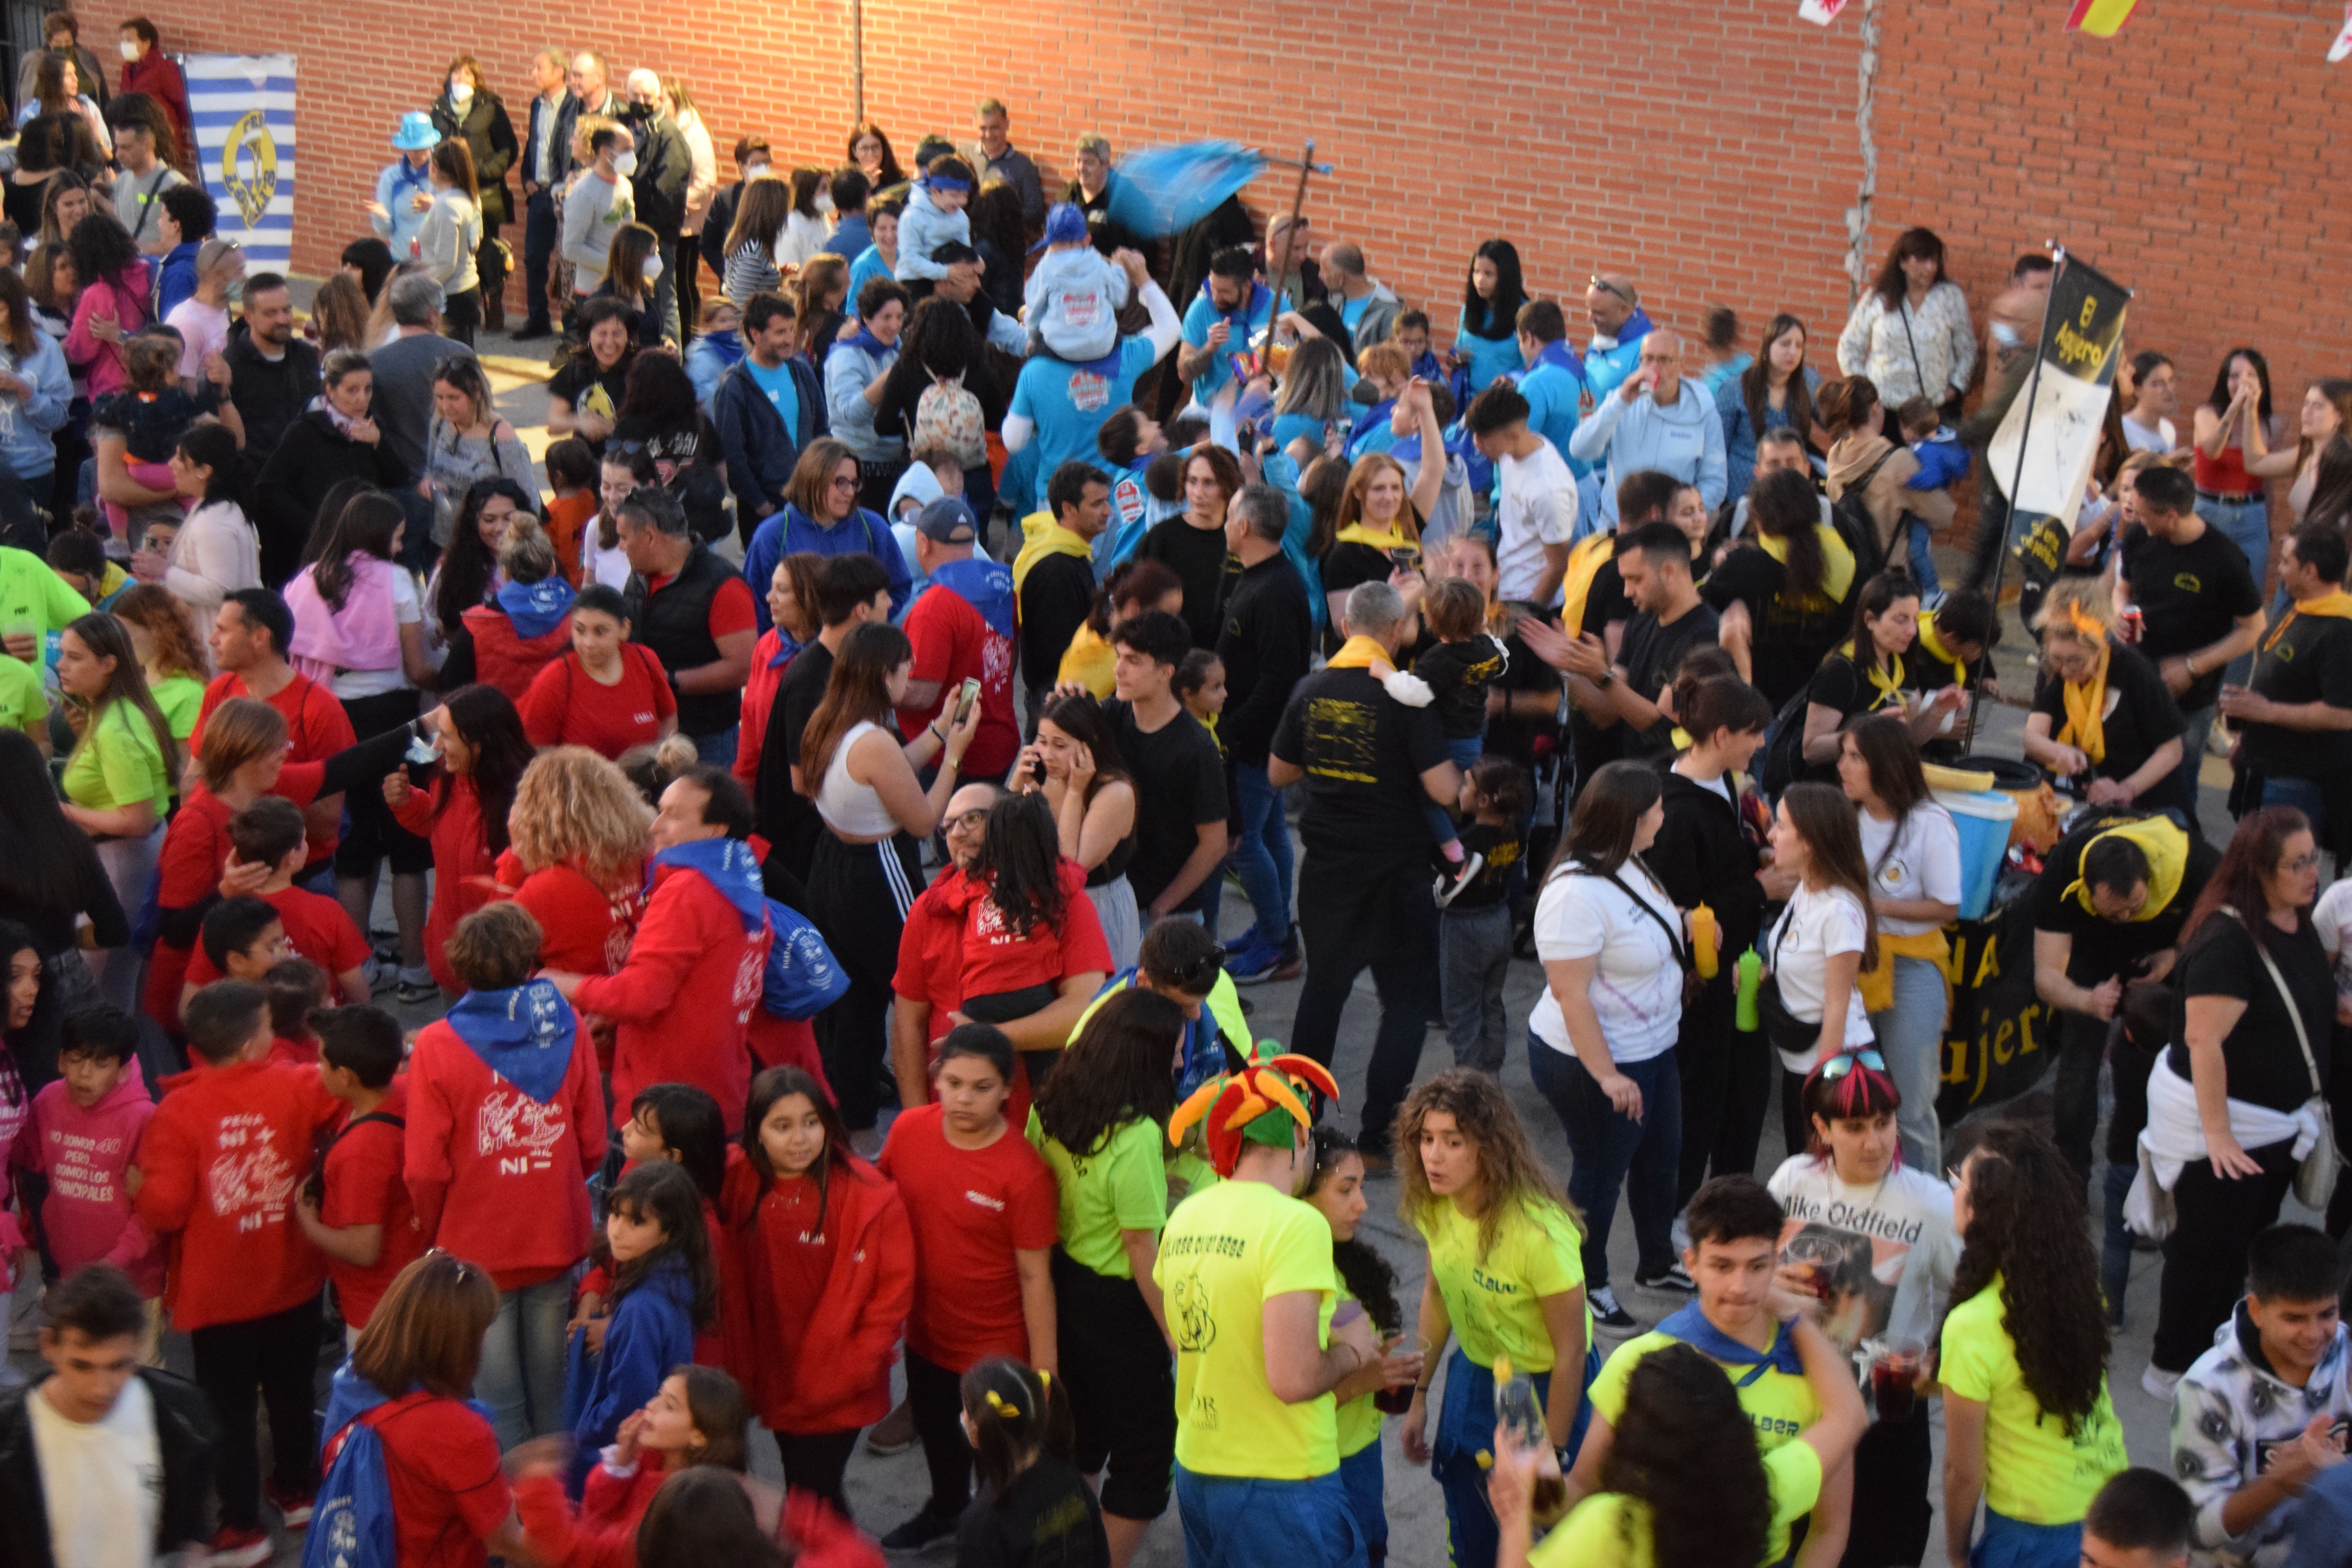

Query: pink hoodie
[10,1068,165,1297]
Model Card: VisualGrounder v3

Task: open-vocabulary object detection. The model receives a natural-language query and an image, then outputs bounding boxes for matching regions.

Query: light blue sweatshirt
[893,184,971,283]
[0,332,72,479]
[1568,378,1729,530]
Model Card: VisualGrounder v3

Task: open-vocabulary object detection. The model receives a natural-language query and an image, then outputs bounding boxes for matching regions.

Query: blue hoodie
[564,1250,698,1485]
[1906,427,1970,491]
[1516,340,1590,480]
[155,240,200,321]
[742,501,911,632]
[1582,307,1655,403]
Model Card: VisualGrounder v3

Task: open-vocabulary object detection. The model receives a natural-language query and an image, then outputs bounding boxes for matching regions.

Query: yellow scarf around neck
[2264,589,2352,654]
[1916,613,1968,688]
[2057,638,2112,765]
[1841,640,1906,711]
[1013,509,1096,594]
[1326,634,1394,672]
[1332,522,1417,555]
[1757,523,1857,606]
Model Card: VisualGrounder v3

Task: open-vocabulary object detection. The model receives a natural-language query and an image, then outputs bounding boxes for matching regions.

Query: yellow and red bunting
[2065,0,2142,37]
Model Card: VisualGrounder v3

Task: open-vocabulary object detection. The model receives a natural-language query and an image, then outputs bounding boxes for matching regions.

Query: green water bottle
[1734,947,1764,1031]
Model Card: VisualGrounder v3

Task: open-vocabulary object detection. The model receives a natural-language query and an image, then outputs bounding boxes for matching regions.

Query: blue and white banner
[185,53,294,273]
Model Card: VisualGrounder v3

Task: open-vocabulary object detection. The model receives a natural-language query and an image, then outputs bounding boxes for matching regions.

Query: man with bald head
[1320,241,1398,350]
[1569,327,1729,531]
[1583,272,1655,400]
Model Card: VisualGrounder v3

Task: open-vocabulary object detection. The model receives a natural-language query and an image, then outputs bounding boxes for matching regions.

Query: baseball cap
[913,497,977,544]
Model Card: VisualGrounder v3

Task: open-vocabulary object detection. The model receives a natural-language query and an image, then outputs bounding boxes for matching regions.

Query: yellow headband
[2062,603,2105,641]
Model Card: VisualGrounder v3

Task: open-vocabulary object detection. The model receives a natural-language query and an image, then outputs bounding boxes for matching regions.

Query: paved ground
[6,321,2287,1564]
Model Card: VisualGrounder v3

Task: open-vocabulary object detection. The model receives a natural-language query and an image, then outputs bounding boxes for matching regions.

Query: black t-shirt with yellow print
[1270,666,1450,882]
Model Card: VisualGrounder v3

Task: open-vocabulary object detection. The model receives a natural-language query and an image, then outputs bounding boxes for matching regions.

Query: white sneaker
[2140,1363,2181,1402]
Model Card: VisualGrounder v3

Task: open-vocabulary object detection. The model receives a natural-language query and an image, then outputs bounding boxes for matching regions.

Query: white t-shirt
[2120,412,2176,455]
[29,1373,162,1568]
[1530,859,1683,1063]
[1856,804,1962,938]
[2312,878,2352,995]
[327,565,424,699]
[1766,1157,1960,1355]
[163,298,230,381]
[1766,882,1875,1071]
[584,526,633,591]
[1495,439,1579,606]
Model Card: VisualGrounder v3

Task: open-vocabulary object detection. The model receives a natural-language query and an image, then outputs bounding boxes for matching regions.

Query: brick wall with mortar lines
[140,0,2347,403]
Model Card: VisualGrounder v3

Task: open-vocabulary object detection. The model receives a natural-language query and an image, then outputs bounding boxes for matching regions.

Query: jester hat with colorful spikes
[1167,1045,1340,1178]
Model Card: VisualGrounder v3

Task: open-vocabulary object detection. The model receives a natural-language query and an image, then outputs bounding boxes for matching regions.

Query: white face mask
[741,162,769,181]
[641,254,664,283]
[815,191,835,215]
[449,79,473,104]
[118,39,137,59]
[612,150,638,178]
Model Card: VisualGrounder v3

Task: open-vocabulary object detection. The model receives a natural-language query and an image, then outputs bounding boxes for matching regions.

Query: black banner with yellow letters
[1935,872,2055,1125]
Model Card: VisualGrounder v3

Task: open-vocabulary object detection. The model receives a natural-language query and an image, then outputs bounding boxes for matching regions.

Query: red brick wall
[137,0,2347,403]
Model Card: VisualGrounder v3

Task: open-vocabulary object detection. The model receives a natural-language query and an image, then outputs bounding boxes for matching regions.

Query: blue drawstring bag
[762,898,849,1021]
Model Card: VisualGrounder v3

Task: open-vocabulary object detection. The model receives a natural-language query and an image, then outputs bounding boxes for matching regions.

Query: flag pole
[1264,139,1317,335]
[1968,241,2065,739]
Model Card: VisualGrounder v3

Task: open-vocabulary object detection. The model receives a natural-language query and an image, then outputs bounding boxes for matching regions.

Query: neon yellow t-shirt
[1536,1436,1823,1568]
[1155,1175,1340,1480]
[1418,1195,1586,1372]
[1026,1106,1166,1278]
[62,699,171,815]
[1591,1325,1825,1564]
[1938,1275,2126,1524]
[1332,1286,1381,1459]
[151,672,203,740]
[0,546,92,639]
[0,651,46,735]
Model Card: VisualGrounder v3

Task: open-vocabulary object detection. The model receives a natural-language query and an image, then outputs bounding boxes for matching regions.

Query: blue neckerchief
[1352,397,1397,452]
[1531,339,1588,386]
[444,978,578,1105]
[319,1360,491,1452]
[700,328,745,368]
[1390,430,1422,465]
[1064,343,1126,380]
[828,324,892,364]
[1203,278,1272,339]
[495,574,576,639]
[767,627,806,669]
[1604,307,1656,351]
[652,836,767,934]
[1408,349,1445,383]
[1656,1302,1804,1384]
[926,556,1016,640]
[389,156,430,196]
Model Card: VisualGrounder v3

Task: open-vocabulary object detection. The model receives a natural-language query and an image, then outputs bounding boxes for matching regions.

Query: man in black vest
[619,487,757,765]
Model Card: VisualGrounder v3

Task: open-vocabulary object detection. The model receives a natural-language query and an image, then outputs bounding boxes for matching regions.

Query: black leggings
[907,1348,974,1516]
[772,1426,862,1521]
[1841,1401,1932,1567]
[334,690,430,876]
[1673,973,1771,1207]
[2152,1138,2298,1372]
[806,829,922,1130]
[192,1294,322,1529]
[1052,1247,1174,1521]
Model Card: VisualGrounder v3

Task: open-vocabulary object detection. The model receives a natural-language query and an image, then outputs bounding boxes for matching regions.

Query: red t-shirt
[956,862,1112,1003]
[318,1078,424,1329]
[366,1395,512,1568]
[893,586,1019,778]
[186,884,370,992]
[494,851,642,976]
[876,1102,1058,1372]
[192,670,357,862]
[517,646,677,759]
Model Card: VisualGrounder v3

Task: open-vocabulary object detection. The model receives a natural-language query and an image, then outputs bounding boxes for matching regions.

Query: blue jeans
[2100,1159,2136,1326]
[1906,514,1942,599]
[1418,736,1482,851]
[2174,704,2216,815]
[1429,1345,1597,1568]
[1231,761,1296,951]
[1174,1466,1365,1568]
[1337,1443,1385,1557]
[2261,774,2329,844]
[1528,1036,1681,1287]
[1970,1508,2082,1568]
[479,1273,574,1449]
[1866,954,1947,1172]
[2198,494,2269,688]
[693,727,740,768]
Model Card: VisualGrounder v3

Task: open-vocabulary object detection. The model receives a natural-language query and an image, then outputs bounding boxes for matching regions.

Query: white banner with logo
[185,53,294,272]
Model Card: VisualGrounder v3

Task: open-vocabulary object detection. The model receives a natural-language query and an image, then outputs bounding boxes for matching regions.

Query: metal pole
[1968,243,2064,738]
[851,0,864,123]
[1265,139,1316,332]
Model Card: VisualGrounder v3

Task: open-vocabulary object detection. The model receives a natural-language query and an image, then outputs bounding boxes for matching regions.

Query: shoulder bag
[2220,905,2340,1210]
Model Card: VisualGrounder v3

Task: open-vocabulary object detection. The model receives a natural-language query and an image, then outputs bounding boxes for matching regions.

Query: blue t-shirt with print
[744,356,802,448]
[1180,290,1271,403]
[1009,336,1162,512]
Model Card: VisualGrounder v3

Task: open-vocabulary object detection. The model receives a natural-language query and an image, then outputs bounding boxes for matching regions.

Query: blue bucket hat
[390,111,441,152]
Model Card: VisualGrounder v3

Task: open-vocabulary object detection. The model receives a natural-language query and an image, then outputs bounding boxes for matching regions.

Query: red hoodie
[720,1154,912,1434]
[120,49,191,147]
[132,1056,343,1331]
[492,849,643,977]
[404,1015,605,1291]
[11,1069,164,1297]
[391,773,500,995]
[573,864,764,1134]
[462,601,574,703]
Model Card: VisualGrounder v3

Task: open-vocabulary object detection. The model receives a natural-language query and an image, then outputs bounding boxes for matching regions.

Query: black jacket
[254,407,410,587]
[700,178,748,277]
[0,1369,220,1568]
[550,90,620,189]
[627,113,693,239]
[430,89,519,225]
[628,541,741,738]
[1646,765,1768,957]
[1216,554,1315,766]
[223,326,322,465]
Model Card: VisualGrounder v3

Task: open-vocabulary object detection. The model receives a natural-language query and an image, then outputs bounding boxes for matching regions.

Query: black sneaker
[880,1506,960,1551]
[1633,1261,1696,1294]
[508,321,552,341]
[1588,1286,1637,1330]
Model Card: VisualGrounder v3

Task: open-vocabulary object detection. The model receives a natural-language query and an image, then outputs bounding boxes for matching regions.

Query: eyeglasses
[829,476,860,492]
[1815,1048,1888,1082]
[1588,275,1632,303]
[2285,852,2321,873]
[946,809,989,832]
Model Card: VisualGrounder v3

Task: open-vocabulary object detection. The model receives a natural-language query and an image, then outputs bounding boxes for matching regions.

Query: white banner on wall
[185,53,294,273]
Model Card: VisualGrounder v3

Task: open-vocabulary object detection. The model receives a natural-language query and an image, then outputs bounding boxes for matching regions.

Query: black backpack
[1755,681,1819,802]
[1828,447,1900,584]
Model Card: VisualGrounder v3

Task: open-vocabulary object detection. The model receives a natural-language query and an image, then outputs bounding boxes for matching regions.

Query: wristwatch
[1593,670,1615,690]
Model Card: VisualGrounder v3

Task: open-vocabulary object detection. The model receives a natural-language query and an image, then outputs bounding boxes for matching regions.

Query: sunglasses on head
[1588,275,1631,303]
[1169,946,1227,993]
[1816,1048,1888,1082]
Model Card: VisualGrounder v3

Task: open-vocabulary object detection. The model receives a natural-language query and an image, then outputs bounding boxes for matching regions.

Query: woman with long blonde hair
[499,746,653,977]
[2023,576,2189,813]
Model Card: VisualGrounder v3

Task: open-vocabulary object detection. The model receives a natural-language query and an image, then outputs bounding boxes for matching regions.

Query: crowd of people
[4,22,2352,1568]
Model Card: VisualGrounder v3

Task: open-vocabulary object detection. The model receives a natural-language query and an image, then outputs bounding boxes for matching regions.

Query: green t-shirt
[0,545,91,641]
[1591,1325,1825,1564]
[62,699,171,815]
[151,671,203,740]
[1026,1106,1167,1278]
[1155,1176,1340,1480]
[1537,1436,1823,1568]
[1418,1195,1586,1372]
[1938,1275,2127,1524]
[0,651,46,734]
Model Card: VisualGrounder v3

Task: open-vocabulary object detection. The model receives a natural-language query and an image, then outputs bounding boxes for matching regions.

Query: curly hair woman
[1025,986,1185,1564]
[1493,1326,1865,1568]
[499,745,652,977]
[1395,1067,1590,1568]
[1937,1122,2127,1568]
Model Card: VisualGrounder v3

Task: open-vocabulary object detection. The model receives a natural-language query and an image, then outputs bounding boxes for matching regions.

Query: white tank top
[816,719,904,837]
